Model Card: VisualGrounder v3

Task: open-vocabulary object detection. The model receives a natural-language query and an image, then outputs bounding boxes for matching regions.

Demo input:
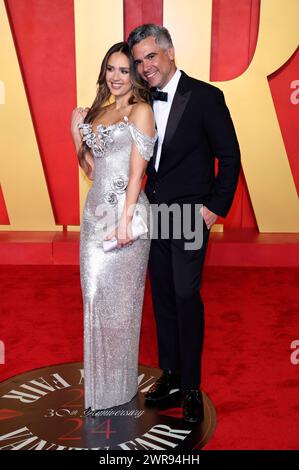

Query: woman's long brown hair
[78,42,151,178]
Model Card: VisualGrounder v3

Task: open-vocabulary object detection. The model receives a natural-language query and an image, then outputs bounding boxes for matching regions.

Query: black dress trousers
[148,195,211,389]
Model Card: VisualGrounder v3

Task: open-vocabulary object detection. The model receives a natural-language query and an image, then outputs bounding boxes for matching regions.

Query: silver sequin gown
[79,116,157,411]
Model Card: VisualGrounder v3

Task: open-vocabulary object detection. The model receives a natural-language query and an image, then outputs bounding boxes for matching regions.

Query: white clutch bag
[102,211,148,253]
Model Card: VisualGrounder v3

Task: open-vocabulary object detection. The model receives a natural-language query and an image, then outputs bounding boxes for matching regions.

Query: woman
[70,42,157,411]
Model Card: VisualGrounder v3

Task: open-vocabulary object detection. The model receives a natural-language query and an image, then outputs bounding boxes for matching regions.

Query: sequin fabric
[79,116,157,410]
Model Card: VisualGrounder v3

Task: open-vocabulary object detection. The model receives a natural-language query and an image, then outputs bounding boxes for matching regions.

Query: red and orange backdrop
[0,0,298,233]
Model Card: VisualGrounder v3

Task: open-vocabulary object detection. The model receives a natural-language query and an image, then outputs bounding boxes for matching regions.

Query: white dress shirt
[153,68,182,172]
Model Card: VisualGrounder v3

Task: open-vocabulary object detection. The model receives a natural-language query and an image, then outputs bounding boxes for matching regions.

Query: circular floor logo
[0,362,216,450]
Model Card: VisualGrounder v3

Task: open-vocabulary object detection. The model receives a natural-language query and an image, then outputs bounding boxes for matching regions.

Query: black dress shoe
[182,389,204,423]
[144,370,180,402]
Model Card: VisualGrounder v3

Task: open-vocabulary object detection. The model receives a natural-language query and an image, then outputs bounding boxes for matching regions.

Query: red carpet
[0,265,298,449]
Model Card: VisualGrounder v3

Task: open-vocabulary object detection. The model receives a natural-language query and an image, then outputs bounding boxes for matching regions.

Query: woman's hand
[104,220,135,249]
[70,107,95,180]
[70,107,89,137]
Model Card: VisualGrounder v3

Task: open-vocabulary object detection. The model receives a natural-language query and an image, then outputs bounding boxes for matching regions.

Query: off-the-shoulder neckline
[92,115,129,131]
[89,116,157,140]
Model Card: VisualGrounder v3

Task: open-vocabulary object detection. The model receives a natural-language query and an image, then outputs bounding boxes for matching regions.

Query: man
[128,24,240,423]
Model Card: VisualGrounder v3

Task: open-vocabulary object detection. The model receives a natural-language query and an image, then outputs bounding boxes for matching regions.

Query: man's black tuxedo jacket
[145,71,241,217]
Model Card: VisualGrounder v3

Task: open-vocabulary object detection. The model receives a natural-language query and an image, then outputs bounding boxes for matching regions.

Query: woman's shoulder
[129,101,155,131]
[130,101,153,118]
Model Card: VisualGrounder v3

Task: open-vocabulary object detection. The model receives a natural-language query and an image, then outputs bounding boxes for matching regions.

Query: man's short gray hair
[127,23,173,50]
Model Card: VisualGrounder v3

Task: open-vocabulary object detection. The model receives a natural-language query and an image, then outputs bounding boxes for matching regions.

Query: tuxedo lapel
[161,72,191,152]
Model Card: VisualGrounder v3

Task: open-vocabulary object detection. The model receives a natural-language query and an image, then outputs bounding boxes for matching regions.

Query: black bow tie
[150,88,168,102]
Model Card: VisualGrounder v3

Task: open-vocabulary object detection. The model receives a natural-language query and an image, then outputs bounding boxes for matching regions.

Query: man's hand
[200,206,218,230]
